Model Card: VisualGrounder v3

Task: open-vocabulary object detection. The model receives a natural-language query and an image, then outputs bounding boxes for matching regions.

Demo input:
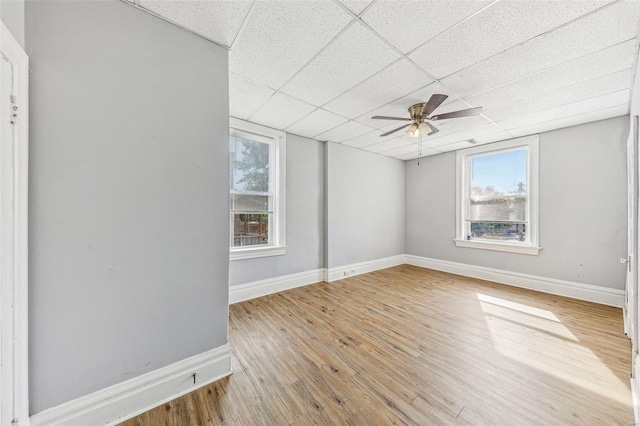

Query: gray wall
[27,0,230,413]
[229,134,324,285]
[406,116,629,290]
[1,0,25,48]
[327,142,405,268]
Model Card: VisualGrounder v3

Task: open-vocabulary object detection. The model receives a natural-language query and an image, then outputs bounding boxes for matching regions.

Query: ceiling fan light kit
[372,94,483,139]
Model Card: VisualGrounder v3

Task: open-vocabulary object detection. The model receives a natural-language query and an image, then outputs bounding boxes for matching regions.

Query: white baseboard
[30,344,232,426]
[229,268,326,304]
[405,255,625,308]
[326,254,405,282]
[633,354,640,426]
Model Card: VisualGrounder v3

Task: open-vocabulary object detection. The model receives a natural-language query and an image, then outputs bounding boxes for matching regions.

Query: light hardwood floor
[122,265,633,425]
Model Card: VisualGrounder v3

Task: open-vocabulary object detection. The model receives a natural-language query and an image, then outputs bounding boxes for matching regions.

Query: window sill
[453,239,541,255]
[230,245,287,261]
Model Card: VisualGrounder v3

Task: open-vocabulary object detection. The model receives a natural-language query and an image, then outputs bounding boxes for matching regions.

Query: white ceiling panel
[229,73,276,120]
[229,1,352,89]
[323,59,433,119]
[337,0,373,16]
[410,0,612,79]
[380,142,423,157]
[432,141,479,153]
[483,68,633,122]
[395,149,442,161]
[285,109,349,139]
[280,23,400,106]
[497,89,629,131]
[138,0,252,47]
[464,40,637,111]
[429,114,495,139]
[361,0,493,54]
[433,131,514,154]
[363,137,413,153]
[508,104,629,138]
[341,130,395,148]
[441,1,639,98]
[249,92,316,130]
[315,120,374,143]
[422,123,507,149]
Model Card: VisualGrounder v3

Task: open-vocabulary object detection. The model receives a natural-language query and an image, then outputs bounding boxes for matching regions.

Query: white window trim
[454,135,541,255]
[229,118,286,261]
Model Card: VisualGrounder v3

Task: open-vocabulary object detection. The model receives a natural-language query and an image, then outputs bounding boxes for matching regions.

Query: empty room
[1,0,640,424]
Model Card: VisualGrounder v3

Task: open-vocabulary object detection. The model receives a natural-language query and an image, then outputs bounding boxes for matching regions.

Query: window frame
[454,135,541,255]
[229,118,286,261]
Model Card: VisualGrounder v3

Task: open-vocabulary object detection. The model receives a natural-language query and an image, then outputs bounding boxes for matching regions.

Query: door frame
[626,114,639,352]
[1,20,30,425]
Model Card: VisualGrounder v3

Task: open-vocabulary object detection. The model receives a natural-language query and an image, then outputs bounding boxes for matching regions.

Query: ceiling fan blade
[427,123,440,136]
[421,94,448,116]
[372,116,412,121]
[380,123,411,137]
[431,106,483,120]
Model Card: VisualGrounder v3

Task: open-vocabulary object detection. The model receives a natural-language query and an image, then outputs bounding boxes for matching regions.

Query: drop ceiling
[129,0,639,160]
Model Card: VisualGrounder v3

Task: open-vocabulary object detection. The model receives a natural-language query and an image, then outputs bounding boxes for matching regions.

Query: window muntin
[455,135,540,255]
[229,118,286,260]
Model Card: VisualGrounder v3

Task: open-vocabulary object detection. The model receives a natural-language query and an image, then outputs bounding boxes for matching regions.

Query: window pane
[232,213,269,247]
[231,194,271,213]
[230,131,271,193]
[470,150,527,222]
[469,222,527,242]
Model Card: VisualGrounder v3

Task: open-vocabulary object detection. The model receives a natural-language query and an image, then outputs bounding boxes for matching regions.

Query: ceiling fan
[372,94,483,138]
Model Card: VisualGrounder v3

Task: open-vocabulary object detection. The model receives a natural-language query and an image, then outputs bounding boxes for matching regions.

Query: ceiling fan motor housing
[409,103,428,121]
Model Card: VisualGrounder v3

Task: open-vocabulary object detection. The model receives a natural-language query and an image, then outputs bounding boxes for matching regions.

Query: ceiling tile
[315,120,374,143]
[464,40,637,111]
[422,123,507,149]
[381,142,423,157]
[433,141,479,153]
[229,73,276,120]
[441,1,639,98]
[323,59,433,119]
[363,138,413,153]
[508,104,628,138]
[139,0,252,47]
[395,148,442,161]
[229,1,352,89]
[249,92,316,130]
[337,0,373,16]
[285,108,349,139]
[410,0,612,79]
[483,68,633,122]
[497,89,630,131]
[280,22,400,106]
[341,130,396,148]
[429,113,495,139]
[435,131,514,153]
[361,0,493,54]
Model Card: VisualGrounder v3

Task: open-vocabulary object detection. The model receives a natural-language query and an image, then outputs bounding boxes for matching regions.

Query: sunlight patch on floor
[477,293,632,407]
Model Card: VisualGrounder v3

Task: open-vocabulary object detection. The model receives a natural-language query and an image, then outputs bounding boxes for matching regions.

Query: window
[455,135,540,255]
[229,118,286,260]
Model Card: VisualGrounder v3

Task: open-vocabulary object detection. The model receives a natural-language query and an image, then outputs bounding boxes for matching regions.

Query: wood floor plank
[121,265,633,425]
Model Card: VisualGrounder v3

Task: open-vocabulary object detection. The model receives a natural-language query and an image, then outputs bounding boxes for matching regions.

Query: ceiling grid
[130,0,640,160]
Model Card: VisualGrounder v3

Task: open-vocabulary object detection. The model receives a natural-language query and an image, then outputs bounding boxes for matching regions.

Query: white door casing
[0,20,29,426]
[625,115,639,355]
